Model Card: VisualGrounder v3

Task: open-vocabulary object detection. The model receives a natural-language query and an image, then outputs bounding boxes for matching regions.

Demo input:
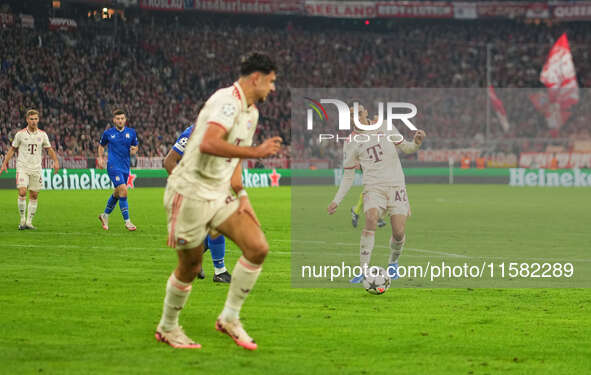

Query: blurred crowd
[2,14,591,162]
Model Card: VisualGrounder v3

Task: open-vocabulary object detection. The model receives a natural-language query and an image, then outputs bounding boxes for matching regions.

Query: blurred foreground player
[156,52,281,350]
[164,124,231,283]
[0,109,60,229]
[97,109,139,231]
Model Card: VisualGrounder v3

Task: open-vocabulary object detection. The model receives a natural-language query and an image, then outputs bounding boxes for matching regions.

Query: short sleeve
[99,131,108,146]
[42,132,51,148]
[172,135,189,156]
[206,97,239,132]
[11,132,20,148]
[342,140,359,169]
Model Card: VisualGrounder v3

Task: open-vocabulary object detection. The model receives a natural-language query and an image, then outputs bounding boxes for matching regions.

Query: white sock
[26,199,37,225]
[388,234,405,264]
[125,219,131,224]
[360,230,375,269]
[220,256,262,323]
[214,266,227,275]
[158,273,192,331]
[18,198,27,224]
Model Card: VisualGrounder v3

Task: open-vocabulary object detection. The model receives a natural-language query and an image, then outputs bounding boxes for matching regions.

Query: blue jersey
[171,125,194,156]
[99,126,138,172]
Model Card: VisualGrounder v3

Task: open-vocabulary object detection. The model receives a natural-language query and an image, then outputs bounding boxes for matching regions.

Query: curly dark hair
[240,52,277,76]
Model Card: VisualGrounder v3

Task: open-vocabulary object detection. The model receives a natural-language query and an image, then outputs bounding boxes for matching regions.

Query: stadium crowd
[2,13,591,163]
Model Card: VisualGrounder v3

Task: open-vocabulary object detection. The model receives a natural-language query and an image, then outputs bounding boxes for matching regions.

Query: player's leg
[25,189,39,229]
[214,210,269,350]
[98,171,121,230]
[116,173,135,230]
[377,211,387,228]
[17,186,27,230]
[207,234,231,283]
[156,189,208,349]
[24,173,43,229]
[351,207,378,283]
[16,170,29,229]
[155,245,203,349]
[387,186,411,279]
[387,214,407,280]
[351,192,364,228]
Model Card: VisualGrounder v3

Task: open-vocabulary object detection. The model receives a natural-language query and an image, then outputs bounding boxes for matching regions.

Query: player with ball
[327,104,426,288]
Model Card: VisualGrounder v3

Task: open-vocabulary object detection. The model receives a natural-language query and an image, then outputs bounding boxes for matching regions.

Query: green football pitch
[1,185,590,374]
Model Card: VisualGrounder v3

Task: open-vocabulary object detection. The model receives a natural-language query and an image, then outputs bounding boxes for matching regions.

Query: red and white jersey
[11,128,51,173]
[168,82,259,199]
[342,125,418,187]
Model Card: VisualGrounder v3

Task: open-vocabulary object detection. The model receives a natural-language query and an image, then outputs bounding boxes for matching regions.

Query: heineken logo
[509,168,591,187]
[242,169,281,188]
[42,169,137,190]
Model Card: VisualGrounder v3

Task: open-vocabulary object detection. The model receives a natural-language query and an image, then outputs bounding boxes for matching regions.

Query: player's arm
[97,131,109,169]
[0,146,17,174]
[231,160,260,226]
[327,167,356,214]
[130,130,139,156]
[200,123,281,159]
[163,148,182,175]
[97,144,106,169]
[327,142,358,214]
[387,124,426,154]
[46,147,60,173]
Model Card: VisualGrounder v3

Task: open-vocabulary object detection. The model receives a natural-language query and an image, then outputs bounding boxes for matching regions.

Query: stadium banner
[509,168,591,187]
[551,2,591,21]
[139,0,184,10]
[376,2,453,19]
[4,156,88,169]
[525,2,549,19]
[0,12,15,26]
[184,0,298,14]
[519,152,591,169]
[0,168,291,189]
[418,149,518,167]
[20,14,34,29]
[453,2,477,19]
[476,2,530,18]
[303,0,377,18]
[48,18,78,30]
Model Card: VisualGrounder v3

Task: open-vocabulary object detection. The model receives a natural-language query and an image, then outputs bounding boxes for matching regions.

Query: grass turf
[0,185,589,374]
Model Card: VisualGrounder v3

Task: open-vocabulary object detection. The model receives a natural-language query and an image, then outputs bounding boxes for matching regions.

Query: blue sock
[104,194,118,214]
[207,235,226,271]
[119,197,129,220]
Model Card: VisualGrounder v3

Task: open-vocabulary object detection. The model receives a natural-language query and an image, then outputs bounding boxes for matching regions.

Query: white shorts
[16,169,43,191]
[363,185,411,217]
[163,187,239,250]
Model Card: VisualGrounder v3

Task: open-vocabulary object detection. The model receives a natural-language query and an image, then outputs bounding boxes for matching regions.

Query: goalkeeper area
[1,186,589,374]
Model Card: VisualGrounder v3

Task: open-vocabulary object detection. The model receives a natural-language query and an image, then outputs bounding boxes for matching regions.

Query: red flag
[488,86,510,132]
[538,33,578,128]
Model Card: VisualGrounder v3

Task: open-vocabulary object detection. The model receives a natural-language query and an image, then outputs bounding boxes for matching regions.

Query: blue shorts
[108,169,129,187]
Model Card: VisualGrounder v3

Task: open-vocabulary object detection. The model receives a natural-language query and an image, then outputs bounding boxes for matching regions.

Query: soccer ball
[362,267,391,295]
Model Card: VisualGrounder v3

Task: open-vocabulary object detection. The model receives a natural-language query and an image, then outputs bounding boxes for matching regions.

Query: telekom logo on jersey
[306,99,417,130]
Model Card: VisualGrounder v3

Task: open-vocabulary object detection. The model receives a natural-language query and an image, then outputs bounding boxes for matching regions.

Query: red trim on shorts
[343,166,357,170]
[167,193,183,248]
[207,121,228,134]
